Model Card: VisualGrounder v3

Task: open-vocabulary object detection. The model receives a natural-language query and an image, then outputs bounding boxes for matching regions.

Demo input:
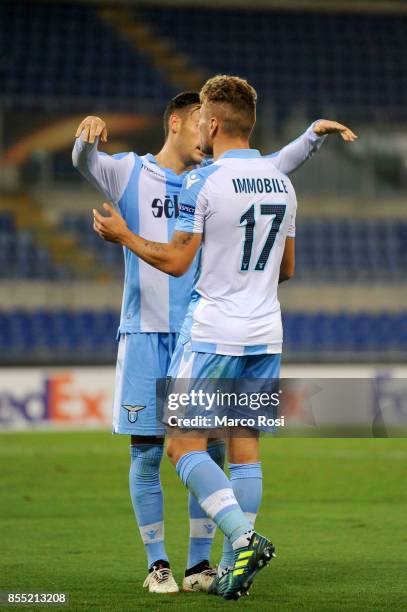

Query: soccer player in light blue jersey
[75,92,356,594]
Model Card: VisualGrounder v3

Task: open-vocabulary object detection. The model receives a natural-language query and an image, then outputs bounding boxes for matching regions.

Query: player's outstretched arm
[72,116,133,205]
[266,120,357,175]
[93,203,201,277]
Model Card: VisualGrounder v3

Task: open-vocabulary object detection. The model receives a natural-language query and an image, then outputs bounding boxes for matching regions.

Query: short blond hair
[200,75,257,138]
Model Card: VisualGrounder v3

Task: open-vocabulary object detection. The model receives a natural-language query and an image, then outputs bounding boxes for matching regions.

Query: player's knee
[166,439,191,465]
[166,439,179,465]
[228,432,259,464]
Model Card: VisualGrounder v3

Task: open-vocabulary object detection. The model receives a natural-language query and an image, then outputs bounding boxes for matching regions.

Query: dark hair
[200,75,257,138]
[163,92,200,138]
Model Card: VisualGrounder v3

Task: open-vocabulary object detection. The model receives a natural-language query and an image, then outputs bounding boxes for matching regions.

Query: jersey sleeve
[72,135,135,205]
[175,172,207,234]
[264,121,327,175]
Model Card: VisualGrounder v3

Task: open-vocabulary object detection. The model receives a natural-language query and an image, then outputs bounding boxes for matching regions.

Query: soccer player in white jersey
[75,92,356,595]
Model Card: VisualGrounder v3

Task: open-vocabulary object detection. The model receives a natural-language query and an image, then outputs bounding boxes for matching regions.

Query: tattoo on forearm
[140,233,193,266]
[173,233,193,248]
[144,241,166,254]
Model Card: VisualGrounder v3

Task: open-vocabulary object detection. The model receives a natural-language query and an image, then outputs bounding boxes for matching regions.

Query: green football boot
[214,532,276,600]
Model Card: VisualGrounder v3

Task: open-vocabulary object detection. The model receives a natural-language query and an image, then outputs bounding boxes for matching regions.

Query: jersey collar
[218,149,261,160]
[144,153,158,165]
[144,153,190,177]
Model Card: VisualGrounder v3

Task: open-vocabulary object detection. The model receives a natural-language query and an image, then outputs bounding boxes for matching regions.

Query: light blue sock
[129,443,168,568]
[219,462,263,572]
[187,441,226,569]
[176,451,252,545]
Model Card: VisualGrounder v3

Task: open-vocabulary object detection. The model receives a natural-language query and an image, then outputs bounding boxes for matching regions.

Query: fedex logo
[0,370,112,428]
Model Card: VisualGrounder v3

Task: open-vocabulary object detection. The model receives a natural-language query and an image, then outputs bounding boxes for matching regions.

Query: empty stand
[295,218,407,282]
[283,312,407,355]
[0,309,406,363]
[0,212,66,279]
[62,214,124,271]
[139,7,407,120]
[1,210,406,282]
[1,3,406,118]
[0,2,176,112]
[0,309,118,362]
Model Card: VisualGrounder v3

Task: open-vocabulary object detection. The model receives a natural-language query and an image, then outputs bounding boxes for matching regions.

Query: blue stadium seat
[294,218,407,282]
[1,4,406,117]
[0,309,406,361]
[0,309,118,360]
[1,210,406,282]
[0,2,176,112]
[282,311,407,355]
[139,7,407,120]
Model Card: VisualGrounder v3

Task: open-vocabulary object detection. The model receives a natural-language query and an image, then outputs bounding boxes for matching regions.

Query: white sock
[231,528,254,551]
[217,565,231,577]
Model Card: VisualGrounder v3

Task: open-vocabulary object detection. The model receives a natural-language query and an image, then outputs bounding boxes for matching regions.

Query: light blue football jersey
[72,124,324,334]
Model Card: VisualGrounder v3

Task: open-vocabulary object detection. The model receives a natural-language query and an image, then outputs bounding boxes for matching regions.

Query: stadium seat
[1,4,406,118]
[282,311,407,356]
[139,6,407,120]
[0,309,118,361]
[0,310,405,362]
[0,2,176,112]
[1,209,406,281]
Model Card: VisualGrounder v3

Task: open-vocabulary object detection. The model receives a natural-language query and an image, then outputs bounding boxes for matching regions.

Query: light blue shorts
[168,336,281,380]
[165,337,281,432]
[112,332,178,436]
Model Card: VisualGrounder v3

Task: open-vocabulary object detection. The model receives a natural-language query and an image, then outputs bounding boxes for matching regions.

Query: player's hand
[93,203,129,244]
[313,120,357,142]
[75,116,108,144]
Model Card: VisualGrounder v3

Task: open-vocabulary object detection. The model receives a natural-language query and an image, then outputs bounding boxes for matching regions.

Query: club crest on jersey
[186,173,200,189]
[122,405,145,423]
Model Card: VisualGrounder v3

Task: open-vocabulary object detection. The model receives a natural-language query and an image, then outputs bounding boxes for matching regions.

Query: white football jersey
[176,149,297,355]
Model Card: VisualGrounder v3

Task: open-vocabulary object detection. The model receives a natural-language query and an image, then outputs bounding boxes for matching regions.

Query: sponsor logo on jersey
[141,162,167,180]
[179,203,195,216]
[151,195,179,218]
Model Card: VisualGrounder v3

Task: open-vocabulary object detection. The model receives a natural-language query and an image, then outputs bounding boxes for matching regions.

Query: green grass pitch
[1,432,406,611]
